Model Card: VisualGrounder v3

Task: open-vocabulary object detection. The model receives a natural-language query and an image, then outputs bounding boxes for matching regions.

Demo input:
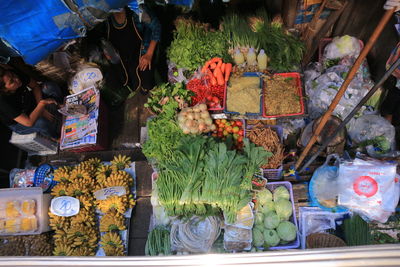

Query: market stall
[0,0,400,262]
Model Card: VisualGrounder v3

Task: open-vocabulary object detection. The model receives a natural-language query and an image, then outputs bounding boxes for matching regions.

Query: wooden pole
[295,8,395,170]
[282,0,299,28]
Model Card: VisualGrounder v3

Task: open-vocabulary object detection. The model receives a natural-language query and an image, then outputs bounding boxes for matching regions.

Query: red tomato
[232,126,239,133]
[221,119,227,124]
[215,119,221,124]
[223,130,229,136]
[235,121,243,127]
[238,130,244,136]
[226,126,233,133]
[212,96,219,104]
[237,136,243,142]
[206,95,213,101]
[217,132,223,138]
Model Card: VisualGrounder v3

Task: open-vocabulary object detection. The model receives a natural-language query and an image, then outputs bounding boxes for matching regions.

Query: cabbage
[252,227,264,247]
[259,202,275,215]
[255,212,264,225]
[264,211,280,229]
[254,223,264,233]
[274,199,293,221]
[276,221,297,242]
[263,229,280,247]
[257,189,273,206]
[273,186,290,202]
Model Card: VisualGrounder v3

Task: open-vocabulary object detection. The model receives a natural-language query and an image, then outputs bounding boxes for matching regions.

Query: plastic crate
[246,124,284,180]
[265,181,300,250]
[263,72,305,118]
[9,132,58,156]
[225,72,263,117]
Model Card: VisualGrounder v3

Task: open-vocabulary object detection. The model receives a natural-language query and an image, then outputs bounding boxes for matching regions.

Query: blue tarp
[0,0,132,65]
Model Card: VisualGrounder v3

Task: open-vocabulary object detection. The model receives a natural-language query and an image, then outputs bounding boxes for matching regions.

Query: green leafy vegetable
[264,211,280,229]
[274,199,293,221]
[264,229,280,247]
[276,221,297,242]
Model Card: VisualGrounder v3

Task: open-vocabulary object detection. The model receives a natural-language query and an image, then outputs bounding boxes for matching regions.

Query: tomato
[235,121,243,127]
[206,95,213,101]
[221,119,227,124]
[226,126,233,133]
[232,126,239,133]
[238,130,244,136]
[215,119,221,124]
[237,136,243,142]
[212,96,219,104]
[225,122,231,127]
[233,134,239,140]
[211,133,217,137]
[223,130,229,136]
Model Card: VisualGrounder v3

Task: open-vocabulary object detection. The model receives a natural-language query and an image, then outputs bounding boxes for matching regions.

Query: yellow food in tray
[6,201,21,218]
[0,219,5,232]
[5,218,21,233]
[21,200,36,216]
[21,216,38,232]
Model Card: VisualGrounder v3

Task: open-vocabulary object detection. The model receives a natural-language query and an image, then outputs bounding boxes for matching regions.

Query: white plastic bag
[323,35,362,60]
[337,158,398,223]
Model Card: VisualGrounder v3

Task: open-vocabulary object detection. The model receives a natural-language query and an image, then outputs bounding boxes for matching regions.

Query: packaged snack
[21,200,36,216]
[21,216,38,232]
[6,201,21,218]
[5,218,21,233]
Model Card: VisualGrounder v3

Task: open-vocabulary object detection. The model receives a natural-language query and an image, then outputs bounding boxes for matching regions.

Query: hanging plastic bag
[323,35,362,61]
[337,158,398,223]
[309,154,346,212]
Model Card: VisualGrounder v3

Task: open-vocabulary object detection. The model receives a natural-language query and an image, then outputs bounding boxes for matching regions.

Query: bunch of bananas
[50,155,135,256]
[111,155,131,171]
[51,158,101,256]
[100,232,125,256]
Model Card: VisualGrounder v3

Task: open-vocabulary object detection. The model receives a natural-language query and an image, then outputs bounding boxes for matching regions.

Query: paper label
[211,113,228,119]
[50,196,80,217]
[94,186,126,201]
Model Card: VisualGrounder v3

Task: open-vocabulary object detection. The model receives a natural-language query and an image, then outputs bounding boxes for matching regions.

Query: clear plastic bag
[337,158,398,223]
[309,154,344,211]
[323,35,362,60]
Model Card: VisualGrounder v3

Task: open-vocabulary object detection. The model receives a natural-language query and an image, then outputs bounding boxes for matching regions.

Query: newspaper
[60,87,100,150]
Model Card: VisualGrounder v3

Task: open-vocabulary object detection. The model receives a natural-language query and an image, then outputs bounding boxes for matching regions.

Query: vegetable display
[177,104,216,134]
[167,18,230,71]
[212,119,245,149]
[252,186,297,248]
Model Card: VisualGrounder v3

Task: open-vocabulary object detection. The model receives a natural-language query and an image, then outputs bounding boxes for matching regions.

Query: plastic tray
[264,181,300,250]
[0,188,51,235]
[225,72,263,117]
[263,72,305,118]
[245,124,284,180]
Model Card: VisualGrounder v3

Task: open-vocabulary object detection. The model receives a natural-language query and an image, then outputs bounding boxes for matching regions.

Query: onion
[187,113,194,120]
[210,124,216,131]
[190,127,198,134]
[198,123,207,132]
[193,106,200,113]
[181,126,190,134]
[194,113,201,120]
[185,120,194,128]
[204,118,213,125]
[198,103,207,111]
[200,111,209,119]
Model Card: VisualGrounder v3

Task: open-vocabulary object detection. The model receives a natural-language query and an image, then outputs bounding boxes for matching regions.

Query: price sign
[50,196,80,217]
[211,113,228,119]
[94,186,126,200]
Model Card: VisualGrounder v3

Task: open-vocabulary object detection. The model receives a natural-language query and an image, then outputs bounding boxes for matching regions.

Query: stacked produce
[177,104,216,134]
[212,119,244,149]
[246,124,284,169]
[252,186,297,248]
[49,156,135,256]
[167,18,230,72]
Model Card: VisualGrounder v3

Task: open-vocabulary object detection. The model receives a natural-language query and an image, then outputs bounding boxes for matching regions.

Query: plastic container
[34,164,55,193]
[233,49,245,65]
[0,188,51,235]
[246,48,257,66]
[225,72,264,117]
[9,132,58,156]
[264,181,300,250]
[208,83,227,111]
[246,124,284,180]
[263,72,305,118]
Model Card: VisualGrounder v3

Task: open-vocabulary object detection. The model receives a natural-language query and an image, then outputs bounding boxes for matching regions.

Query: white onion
[198,103,207,111]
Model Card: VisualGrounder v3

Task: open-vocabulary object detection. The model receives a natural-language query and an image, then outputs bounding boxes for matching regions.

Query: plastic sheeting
[0,0,132,65]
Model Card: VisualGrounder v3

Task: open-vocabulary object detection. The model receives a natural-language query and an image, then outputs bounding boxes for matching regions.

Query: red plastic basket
[263,72,305,118]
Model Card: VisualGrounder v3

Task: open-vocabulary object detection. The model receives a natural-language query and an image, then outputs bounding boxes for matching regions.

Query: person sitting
[0,65,63,139]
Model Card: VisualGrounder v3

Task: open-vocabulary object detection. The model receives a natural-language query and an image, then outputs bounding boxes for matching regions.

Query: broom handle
[295,7,396,170]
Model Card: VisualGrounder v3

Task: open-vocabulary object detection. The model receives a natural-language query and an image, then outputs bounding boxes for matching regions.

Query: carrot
[216,59,222,69]
[224,63,232,82]
[210,63,217,70]
[221,63,226,74]
[207,69,217,86]
[201,59,213,73]
[210,57,222,64]
[213,67,224,86]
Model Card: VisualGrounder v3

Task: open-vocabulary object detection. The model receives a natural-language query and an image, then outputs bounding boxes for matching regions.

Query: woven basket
[306,233,346,249]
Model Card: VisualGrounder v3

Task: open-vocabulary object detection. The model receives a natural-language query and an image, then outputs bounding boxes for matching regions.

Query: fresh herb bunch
[142,101,184,165]
[167,18,230,71]
[144,82,194,115]
[145,226,171,256]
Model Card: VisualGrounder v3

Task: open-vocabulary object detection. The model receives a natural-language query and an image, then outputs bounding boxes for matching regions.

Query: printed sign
[50,196,80,217]
[94,186,127,201]
[353,176,378,198]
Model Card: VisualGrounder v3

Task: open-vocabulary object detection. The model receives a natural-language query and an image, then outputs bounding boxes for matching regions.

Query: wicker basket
[306,233,346,249]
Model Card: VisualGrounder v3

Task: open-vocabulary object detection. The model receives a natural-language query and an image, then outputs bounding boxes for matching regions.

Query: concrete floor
[46,92,154,256]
